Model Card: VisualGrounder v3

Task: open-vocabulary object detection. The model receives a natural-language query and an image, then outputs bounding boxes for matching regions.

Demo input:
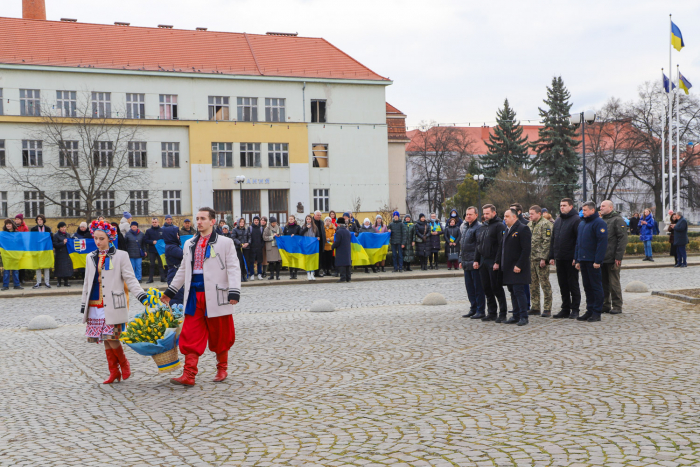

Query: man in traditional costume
[161,207,241,386]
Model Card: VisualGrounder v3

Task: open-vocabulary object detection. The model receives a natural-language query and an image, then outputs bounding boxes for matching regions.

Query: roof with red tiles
[0,17,389,81]
[407,125,542,155]
[386,102,404,115]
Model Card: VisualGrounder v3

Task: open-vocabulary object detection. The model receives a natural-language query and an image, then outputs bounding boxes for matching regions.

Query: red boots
[170,354,199,386]
[103,348,121,384]
[112,345,131,381]
[213,352,228,382]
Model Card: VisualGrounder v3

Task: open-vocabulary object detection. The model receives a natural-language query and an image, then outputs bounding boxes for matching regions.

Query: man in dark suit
[332,217,352,282]
[497,208,532,326]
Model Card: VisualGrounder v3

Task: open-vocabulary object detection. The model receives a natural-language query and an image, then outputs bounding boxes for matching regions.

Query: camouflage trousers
[530,259,552,312]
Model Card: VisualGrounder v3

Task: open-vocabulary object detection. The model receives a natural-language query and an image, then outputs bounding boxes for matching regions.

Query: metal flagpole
[669,14,674,214]
[676,64,681,210]
[661,68,666,218]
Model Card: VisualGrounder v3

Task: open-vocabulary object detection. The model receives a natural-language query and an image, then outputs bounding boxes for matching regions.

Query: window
[313,189,329,212]
[59,140,79,167]
[130,190,149,216]
[24,191,45,217]
[161,142,180,168]
[616,203,624,212]
[268,143,289,167]
[163,190,181,215]
[93,141,113,167]
[126,93,145,119]
[312,144,328,168]
[208,96,229,121]
[0,192,6,218]
[60,191,80,217]
[22,140,43,167]
[0,89,4,115]
[240,143,261,167]
[311,99,326,123]
[212,142,233,167]
[94,191,115,217]
[241,189,261,224]
[213,190,233,219]
[268,189,288,225]
[128,142,147,168]
[237,97,257,122]
[20,89,41,116]
[91,92,111,118]
[56,91,77,117]
[265,98,285,122]
[159,94,178,120]
[0,140,5,167]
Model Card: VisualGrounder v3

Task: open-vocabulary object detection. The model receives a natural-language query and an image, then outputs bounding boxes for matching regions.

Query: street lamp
[235,175,246,222]
[570,110,596,203]
[473,174,485,211]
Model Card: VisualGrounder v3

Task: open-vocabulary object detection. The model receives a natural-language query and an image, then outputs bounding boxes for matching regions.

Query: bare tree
[2,92,149,219]
[483,168,551,215]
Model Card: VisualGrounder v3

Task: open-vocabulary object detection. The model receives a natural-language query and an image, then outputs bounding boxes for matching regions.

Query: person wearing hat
[119,212,132,237]
[332,216,353,282]
[53,221,74,287]
[248,216,266,280]
[359,218,376,273]
[343,212,360,236]
[125,221,147,282]
[14,213,28,232]
[164,214,175,227]
[179,218,196,236]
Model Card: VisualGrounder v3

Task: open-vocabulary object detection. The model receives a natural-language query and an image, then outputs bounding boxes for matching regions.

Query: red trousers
[179,292,235,356]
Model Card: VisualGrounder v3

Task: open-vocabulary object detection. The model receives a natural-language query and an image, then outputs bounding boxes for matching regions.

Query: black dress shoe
[495,313,507,323]
[577,311,592,321]
[146,280,154,284]
[505,316,518,324]
[470,312,485,319]
[568,311,579,320]
[552,310,569,319]
[587,314,601,322]
[14,286,24,290]
[609,309,622,315]
[517,318,528,326]
[481,314,496,322]
[464,310,477,318]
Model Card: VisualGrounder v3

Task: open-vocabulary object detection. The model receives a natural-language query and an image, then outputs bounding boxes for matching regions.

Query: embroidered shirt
[88,251,109,307]
[193,234,211,273]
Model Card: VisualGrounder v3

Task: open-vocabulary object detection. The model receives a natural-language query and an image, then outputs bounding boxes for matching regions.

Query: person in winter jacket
[248,216,265,280]
[447,208,463,229]
[444,217,461,270]
[163,223,184,305]
[14,213,29,232]
[283,215,301,279]
[74,221,92,239]
[119,212,132,237]
[179,218,196,237]
[387,211,407,272]
[600,201,628,314]
[31,214,52,288]
[1,219,22,290]
[548,198,581,319]
[574,202,608,322]
[474,204,509,322]
[53,222,74,287]
[144,217,166,283]
[671,211,689,267]
[323,217,336,275]
[358,218,376,273]
[343,212,360,236]
[231,218,250,282]
[263,216,283,280]
[527,205,553,317]
[124,222,146,281]
[374,215,388,272]
[414,213,430,270]
[111,221,127,253]
[299,214,320,280]
[332,217,353,282]
[220,225,231,237]
[460,207,485,319]
[629,213,640,235]
[497,208,532,326]
[638,208,656,261]
[427,213,442,269]
[402,215,415,272]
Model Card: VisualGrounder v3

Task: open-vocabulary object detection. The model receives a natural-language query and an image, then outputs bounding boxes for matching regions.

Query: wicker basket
[152,347,181,373]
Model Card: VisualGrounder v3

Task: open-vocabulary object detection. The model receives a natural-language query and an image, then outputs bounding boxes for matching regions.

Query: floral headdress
[89,219,117,242]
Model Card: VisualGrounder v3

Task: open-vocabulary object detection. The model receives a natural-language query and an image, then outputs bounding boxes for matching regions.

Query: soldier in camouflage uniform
[527,205,553,317]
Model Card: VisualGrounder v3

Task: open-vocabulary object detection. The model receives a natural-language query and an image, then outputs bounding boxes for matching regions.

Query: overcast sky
[7,0,700,127]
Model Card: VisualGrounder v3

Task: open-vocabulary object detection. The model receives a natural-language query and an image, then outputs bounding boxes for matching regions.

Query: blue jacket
[673,217,689,246]
[162,225,182,267]
[575,212,608,264]
[332,225,353,267]
[638,213,656,242]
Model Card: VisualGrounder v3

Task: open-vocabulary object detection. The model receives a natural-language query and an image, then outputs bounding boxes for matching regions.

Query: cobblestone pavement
[2,272,700,466]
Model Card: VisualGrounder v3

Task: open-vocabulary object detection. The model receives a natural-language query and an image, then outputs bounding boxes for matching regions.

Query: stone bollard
[27,315,59,330]
[422,292,447,306]
[310,299,335,312]
[625,280,650,293]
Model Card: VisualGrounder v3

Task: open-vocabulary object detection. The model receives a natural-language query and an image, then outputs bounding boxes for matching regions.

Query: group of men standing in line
[459,198,628,326]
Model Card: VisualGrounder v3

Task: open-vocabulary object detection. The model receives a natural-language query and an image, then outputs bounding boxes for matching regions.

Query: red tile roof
[386,102,404,115]
[0,17,389,81]
[407,125,542,155]
[386,103,408,141]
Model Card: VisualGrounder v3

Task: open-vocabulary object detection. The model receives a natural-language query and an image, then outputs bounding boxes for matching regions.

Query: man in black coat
[332,217,352,282]
[313,211,327,277]
[497,208,532,326]
[248,216,265,280]
[474,204,509,322]
[548,198,581,319]
[460,207,485,319]
[144,217,166,283]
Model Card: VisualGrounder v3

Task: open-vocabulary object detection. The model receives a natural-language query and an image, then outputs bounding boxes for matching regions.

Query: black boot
[381,266,386,272]
[495,310,508,323]
[568,310,580,320]
[64,278,71,287]
[434,263,439,270]
[481,313,497,322]
[577,311,592,321]
[517,316,529,326]
[505,313,519,324]
[552,310,570,319]
[541,310,551,318]
[57,280,62,287]
[276,264,281,280]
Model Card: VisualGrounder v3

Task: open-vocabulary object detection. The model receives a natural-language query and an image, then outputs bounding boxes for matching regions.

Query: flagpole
[676,64,681,210]
[669,14,674,215]
[661,68,666,219]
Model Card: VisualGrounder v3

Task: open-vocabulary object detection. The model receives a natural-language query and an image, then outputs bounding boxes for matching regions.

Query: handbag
[447,247,459,262]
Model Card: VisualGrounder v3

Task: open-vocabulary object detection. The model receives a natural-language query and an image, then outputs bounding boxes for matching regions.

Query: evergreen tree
[481,98,531,181]
[443,174,482,215]
[532,76,580,204]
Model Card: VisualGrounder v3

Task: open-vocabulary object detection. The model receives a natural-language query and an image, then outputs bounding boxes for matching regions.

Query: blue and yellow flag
[275,236,319,271]
[680,72,693,95]
[155,235,193,266]
[672,21,685,52]
[0,232,54,269]
[67,237,120,268]
[356,232,390,265]
[350,235,371,266]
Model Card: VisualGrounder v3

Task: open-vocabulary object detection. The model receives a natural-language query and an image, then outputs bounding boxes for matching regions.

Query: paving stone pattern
[2,270,700,466]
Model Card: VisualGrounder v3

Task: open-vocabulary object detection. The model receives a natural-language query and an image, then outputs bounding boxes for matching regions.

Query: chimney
[23,0,46,20]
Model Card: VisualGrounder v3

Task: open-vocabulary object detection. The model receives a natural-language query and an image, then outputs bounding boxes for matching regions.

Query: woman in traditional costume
[81,220,148,384]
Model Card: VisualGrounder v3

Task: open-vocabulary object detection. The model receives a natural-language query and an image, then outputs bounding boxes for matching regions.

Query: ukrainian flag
[357,232,390,264]
[351,235,371,266]
[680,72,693,95]
[155,235,193,266]
[67,237,98,268]
[0,232,54,269]
[276,236,319,271]
[672,22,685,52]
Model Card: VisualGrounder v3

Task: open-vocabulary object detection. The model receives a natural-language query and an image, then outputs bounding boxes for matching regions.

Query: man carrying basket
[161,207,241,386]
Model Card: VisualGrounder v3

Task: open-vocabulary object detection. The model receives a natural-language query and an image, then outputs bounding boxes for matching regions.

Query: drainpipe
[302,82,306,122]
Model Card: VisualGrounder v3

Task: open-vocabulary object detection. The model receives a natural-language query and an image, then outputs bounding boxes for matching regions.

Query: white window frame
[265,98,286,122]
[59,140,79,167]
[128,141,147,168]
[24,191,45,217]
[161,142,180,168]
[93,141,113,167]
[56,90,77,117]
[0,140,5,167]
[91,92,111,118]
[60,191,81,217]
[268,143,289,167]
[126,93,145,119]
[163,190,182,215]
[159,94,178,120]
[94,190,115,217]
[240,143,261,167]
[130,190,149,216]
[313,188,329,212]
[237,97,258,122]
[208,96,230,121]
[0,192,7,218]
[22,140,43,167]
[20,89,41,116]
[212,142,233,167]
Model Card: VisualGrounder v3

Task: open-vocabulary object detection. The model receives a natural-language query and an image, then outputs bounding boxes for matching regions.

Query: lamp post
[569,110,596,203]
[235,175,246,222]
[473,174,485,211]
